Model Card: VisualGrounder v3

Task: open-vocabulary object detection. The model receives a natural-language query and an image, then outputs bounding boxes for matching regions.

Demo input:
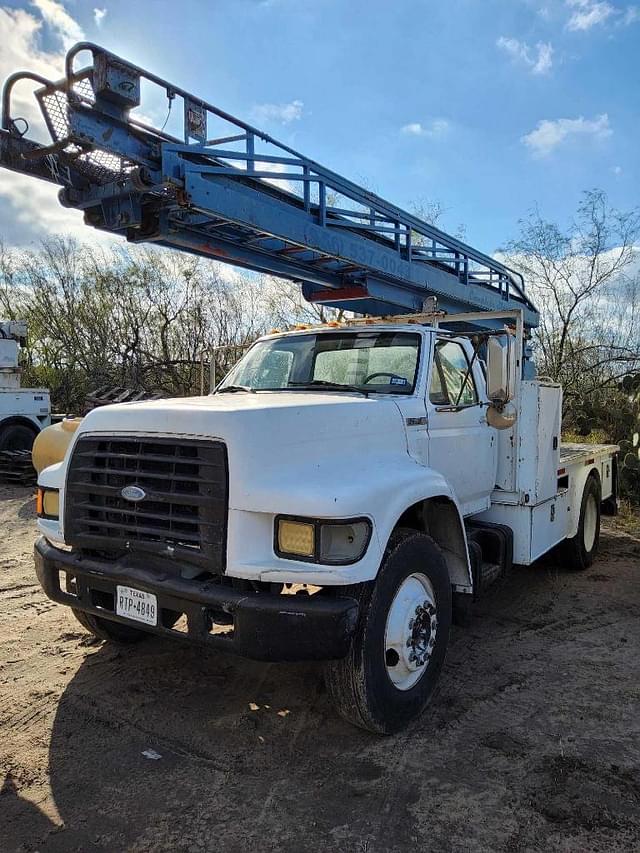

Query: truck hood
[73,392,410,513]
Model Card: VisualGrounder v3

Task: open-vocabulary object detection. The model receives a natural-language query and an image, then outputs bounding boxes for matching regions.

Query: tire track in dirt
[0,690,59,733]
[1,483,640,853]
[0,581,40,595]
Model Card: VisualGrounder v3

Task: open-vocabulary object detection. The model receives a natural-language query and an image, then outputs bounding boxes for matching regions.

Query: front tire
[562,475,601,570]
[324,529,452,734]
[72,609,146,643]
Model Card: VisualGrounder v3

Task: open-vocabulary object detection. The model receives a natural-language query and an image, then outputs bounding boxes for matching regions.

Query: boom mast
[0,43,538,328]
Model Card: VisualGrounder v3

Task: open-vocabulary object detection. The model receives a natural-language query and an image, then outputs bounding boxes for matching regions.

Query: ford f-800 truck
[34,313,617,732]
[1,44,618,732]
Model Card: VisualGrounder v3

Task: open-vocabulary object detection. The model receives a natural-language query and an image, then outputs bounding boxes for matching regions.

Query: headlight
[275,516,371,565]
[277,519,315,558]
[36,487,59,520]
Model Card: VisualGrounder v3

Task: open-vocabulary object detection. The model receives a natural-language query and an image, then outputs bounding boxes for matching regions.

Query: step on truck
[1,45,618,733]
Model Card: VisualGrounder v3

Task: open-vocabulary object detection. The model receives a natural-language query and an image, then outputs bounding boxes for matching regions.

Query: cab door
[426,337,497,516]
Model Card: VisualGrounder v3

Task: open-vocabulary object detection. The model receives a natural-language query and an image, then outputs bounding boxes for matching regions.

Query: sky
[0,0,638,260]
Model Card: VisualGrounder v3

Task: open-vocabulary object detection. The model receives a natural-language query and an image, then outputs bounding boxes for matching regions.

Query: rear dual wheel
[324,529,451,734]
[562,475,601,571]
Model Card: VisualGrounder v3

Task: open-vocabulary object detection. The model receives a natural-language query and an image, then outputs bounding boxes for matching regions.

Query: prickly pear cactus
[619,432,640,500]
[618,372,640,502]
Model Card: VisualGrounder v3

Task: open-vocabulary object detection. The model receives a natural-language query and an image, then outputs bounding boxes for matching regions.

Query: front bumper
[34,537,359,662]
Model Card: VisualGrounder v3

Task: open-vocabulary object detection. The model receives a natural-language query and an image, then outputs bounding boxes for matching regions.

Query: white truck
[0,320,51,451]
[34,309,618,733]
[1,44,618,732]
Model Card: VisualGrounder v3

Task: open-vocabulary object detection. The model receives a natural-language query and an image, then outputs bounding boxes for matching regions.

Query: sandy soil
[1,483,639,853]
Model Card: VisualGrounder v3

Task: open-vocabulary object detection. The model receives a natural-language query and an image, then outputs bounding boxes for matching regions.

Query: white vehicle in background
[0,320,51,452]
[34,309,618,733]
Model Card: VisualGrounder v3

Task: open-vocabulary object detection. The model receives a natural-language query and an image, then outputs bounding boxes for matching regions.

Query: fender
[0,414,43,433]
[364,464,473,591]
[227,457,473,588]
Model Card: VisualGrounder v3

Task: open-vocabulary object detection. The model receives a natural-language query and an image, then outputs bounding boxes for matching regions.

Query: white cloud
[566,0,615,31]
[254,160,297,194]
[93,7,107,26]
[522,113,612,157]
[621,6,640,24]
[533,42,554,74]
[252,100,304,125]
[612,165,623,175]
[0,5,82,132]
[0,2,110,247]
[401,122,424,136]
[497,36,554,74]
[30,0,83,49]
[400,118,450,138]
[0,170,117,247]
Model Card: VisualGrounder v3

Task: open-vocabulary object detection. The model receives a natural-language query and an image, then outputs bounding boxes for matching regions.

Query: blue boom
[0,43,538,327]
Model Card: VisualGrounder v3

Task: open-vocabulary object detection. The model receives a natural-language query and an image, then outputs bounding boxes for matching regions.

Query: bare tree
[410,199,467,244]
[0,239,276,408]
[502,190,640,410]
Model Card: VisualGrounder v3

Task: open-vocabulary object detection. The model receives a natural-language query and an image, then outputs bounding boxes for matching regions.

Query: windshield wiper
[216,384,256,394]
[289,380,369,397]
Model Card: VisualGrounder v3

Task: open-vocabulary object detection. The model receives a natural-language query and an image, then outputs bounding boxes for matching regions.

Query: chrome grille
[64,436,228,571]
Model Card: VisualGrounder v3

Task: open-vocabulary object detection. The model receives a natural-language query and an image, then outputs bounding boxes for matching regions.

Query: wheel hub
[406,602,437,667]
[384,572,438,691]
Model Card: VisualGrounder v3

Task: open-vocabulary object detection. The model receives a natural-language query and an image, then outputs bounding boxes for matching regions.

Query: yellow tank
[32,418,82,474]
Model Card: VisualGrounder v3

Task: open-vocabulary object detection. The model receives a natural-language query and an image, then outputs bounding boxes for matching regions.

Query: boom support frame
[0,43,538,328]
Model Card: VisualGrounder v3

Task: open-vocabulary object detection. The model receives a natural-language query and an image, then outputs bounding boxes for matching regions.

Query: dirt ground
[1,484,639,853]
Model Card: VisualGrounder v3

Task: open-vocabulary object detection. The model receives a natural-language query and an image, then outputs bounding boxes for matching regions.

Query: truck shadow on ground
[5,539,638,852]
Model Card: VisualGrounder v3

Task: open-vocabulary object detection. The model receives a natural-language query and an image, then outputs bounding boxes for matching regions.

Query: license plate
[116,585,157,626]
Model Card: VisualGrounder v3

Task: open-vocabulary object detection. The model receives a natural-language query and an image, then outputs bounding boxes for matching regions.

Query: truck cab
[33,316,618,733]
[37,322,488,588]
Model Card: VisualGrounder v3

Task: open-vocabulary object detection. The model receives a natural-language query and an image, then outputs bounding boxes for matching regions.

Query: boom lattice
[0,43,538,327]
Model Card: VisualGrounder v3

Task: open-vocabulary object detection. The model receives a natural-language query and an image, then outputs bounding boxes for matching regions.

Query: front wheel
[72,609,146,643]
[324,529,452,734]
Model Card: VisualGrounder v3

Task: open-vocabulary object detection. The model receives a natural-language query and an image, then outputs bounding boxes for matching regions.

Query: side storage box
[517,380,562,505]
[476,489,569,565]
[529,489,570,562]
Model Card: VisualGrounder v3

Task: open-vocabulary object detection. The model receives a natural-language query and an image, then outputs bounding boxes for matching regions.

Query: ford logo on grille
[121,485,146,502]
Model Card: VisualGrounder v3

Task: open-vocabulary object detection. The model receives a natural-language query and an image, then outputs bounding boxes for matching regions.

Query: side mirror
[486,334,518,430]
[486,334,517,404]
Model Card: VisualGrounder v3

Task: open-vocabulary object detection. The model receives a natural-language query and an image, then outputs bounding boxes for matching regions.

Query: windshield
[217,331,421,395]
